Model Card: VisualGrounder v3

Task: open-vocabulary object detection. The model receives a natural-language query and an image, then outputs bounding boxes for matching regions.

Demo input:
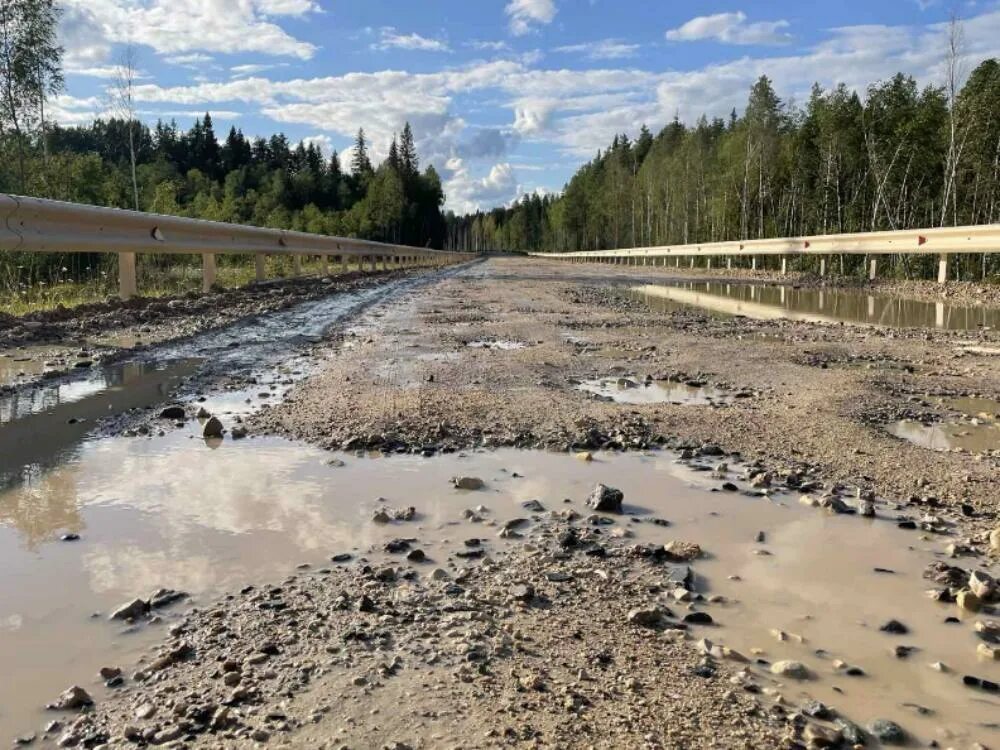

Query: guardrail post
[202,253,217,292]
[119,252,137,300]
[727,258,732,270]
[781,258,787,276]
[869,258,877,281]
[322,254,330,275]
[689,258,695,269]
[341,255,349,274]
[292,255,302,276]
[706,258,712,270]
[751,256,757,271]
[937,254,948,284]
[819,258,826,277]
[255,254,266,282]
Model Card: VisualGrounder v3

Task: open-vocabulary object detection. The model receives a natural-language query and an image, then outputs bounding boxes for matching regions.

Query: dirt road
[6,257,1000,749]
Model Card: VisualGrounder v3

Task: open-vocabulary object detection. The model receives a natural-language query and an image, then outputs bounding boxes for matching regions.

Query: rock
[135,703,157,720]
[586,483,623,513]
[834,720,866,746]
[683,611,713,625]
[974,620,1000,642]
[47,686,93,711]
[868,719,905,744]
[521,499,546,512]
[203,416,224,438]
[510,583,535,601]
[98,666,121,680]
[452,476,484,490]
[664,540,701,561]
[770,660,811,680]
[977,643,1000,660]
[385,538,410,553]
[969,570,995,600]
[990,527,1000,551]
[159,405,185,420]
[804,723,842,747]
[957,589,982,612]
[231,426,248,439]
[60,533,80,542]
[109,598,149,621]
[196,406,211,419]
[803,700,833,720]
[406,548,426,563]
[879,619,908,635]
[372,509,391,524]
[627,606,664,628]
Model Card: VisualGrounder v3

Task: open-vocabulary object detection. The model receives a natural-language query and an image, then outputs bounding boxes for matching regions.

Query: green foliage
[447,59,1000,280]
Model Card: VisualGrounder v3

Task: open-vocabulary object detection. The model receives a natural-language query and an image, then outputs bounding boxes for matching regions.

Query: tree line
[0,0,446,289]
[447,52,1000,280]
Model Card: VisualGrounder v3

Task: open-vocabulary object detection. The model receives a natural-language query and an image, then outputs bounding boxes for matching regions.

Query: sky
[56,0,1000,214]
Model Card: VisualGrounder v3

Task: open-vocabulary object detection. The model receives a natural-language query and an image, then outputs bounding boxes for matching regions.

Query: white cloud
[666,12,793,46]
[372,27,450,53]
[555,39,640,60]
[301,134,335,158]
[165,53,214,66]
[468,40,511,52]
[506,0,557,36]
[62,0,318,63]
[231,63,289,78]
[444,159,521,213]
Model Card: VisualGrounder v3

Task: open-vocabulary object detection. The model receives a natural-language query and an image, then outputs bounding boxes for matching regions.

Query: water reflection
[630,282,1000,330]
[0,359,202,491]
[577,377,732,405]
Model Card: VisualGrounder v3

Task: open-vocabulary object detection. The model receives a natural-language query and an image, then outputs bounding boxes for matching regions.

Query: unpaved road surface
[257,257,1000,535]
[6,257,1000,749]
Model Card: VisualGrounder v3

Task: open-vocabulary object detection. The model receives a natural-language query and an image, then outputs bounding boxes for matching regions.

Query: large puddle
[0,435,998,745]
[577,377,733,405]
[630,282,1000,330]
[887,396,1000,454]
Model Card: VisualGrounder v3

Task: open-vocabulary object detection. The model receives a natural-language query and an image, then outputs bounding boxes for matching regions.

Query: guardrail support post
[706,258,712,270]
[751,256,757,271]
[292,255,302,276]
[119,252,137,300]
[322,254,330,275]
[781,258,787,276]
[727,258,732,270]
[869,258,877,281]
[202,253,217,292]
[255,254,266,282]
[819,258,826,277]
[937,254,948,284]
[341,255,349,274]
[689,258,695,269]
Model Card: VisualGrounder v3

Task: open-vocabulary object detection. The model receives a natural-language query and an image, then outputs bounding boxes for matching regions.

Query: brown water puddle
[0,441,997,745]
[630,282,1000,330]
[577,377,733,405]
[887,396,1000,453]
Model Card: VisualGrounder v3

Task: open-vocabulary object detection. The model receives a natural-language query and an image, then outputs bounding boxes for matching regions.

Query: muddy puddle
[887,396,1000,453]
[630,282,1000,330]
[0,434,998,744]
[577,377,733,405]
[465,339,527,350]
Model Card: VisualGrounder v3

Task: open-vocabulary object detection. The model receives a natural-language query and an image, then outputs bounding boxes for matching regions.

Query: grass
[0,255,381,317]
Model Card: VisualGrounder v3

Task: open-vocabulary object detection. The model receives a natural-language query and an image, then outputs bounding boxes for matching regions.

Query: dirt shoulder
[253,257,1000,537]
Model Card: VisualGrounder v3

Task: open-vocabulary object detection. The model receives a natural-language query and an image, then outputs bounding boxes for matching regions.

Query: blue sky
[57,0,1000,213]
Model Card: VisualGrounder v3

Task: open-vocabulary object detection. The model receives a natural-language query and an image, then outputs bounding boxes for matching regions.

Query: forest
[446,55,1000,280]
[0,0,446,304]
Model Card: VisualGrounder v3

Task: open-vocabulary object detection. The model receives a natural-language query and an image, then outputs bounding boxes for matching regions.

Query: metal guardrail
[529,224,1000,283]
[0,194,474,299]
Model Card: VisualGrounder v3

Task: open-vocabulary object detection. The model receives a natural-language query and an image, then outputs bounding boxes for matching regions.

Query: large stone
[109,598,149,621]
[586,483,623,513]
[48,686,93,711]
[990,527,1000,551]
[452,476,484,491]
[664,540,702,562]
[958,589,982,612]
[202,416,224,438]
[158,405,185,420]
[868,719,905,744]
[770,660,811,680]
[969,570,995,600]
[627,606,664,628]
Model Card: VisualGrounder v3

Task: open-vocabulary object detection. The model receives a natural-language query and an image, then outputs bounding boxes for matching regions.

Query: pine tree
[351,128,373,181]
[400,122,418,179]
